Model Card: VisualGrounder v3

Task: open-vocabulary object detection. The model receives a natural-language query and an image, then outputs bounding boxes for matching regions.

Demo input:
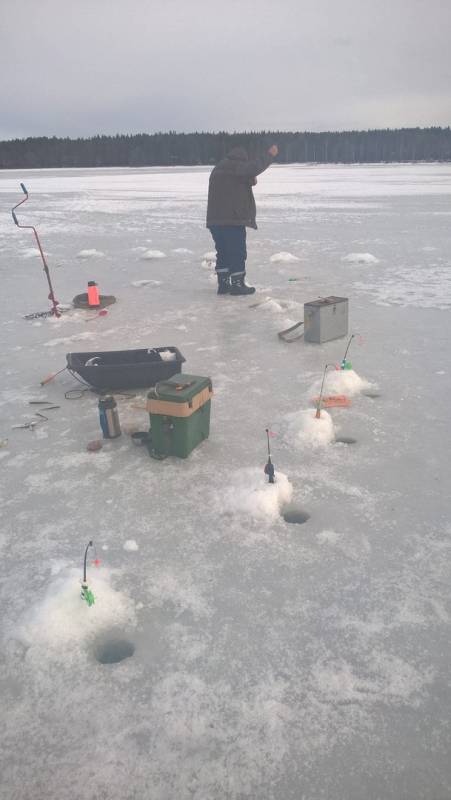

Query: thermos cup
[98,395,121,439]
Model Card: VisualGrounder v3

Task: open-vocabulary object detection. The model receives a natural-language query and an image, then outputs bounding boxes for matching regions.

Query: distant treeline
[1,127,451,169]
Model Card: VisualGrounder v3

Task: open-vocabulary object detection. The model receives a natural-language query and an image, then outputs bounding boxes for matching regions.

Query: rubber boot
[230,273,255,296]
[217,273,230,295]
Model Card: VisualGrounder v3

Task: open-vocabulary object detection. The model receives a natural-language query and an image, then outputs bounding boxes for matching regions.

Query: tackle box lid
[304,296,348,308]
[147,373,212,404]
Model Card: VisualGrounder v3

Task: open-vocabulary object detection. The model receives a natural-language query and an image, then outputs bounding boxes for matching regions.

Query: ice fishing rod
[315,364,334,418]
[264,428,275,483]
[11,183,61,318]
[81,540,100,607]
[340,333,360,370]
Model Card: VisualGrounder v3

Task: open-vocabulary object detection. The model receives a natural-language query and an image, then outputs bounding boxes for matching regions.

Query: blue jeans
[208,225,247,277]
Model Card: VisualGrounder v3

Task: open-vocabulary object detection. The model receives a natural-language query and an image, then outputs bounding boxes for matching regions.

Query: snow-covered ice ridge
[1,163,451,800]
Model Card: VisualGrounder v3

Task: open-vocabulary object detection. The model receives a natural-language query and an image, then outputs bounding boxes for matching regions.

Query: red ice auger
[12,183,61,318]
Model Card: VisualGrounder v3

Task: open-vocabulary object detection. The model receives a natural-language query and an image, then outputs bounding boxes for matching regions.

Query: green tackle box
[146,373,212,458]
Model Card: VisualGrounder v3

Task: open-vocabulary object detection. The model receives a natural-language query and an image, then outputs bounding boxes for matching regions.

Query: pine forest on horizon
[1,126,451,169]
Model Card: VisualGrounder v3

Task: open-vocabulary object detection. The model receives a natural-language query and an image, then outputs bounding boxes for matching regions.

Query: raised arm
[234,144,279,177]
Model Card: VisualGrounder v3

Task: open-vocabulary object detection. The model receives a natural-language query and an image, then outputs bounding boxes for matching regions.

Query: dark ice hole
[282,508,311,525]
[363,391,381,399]
[334,436,357,445]
[95,638,135,664]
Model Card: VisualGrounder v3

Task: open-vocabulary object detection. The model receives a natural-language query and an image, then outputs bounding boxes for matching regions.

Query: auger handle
[12,183,29,224]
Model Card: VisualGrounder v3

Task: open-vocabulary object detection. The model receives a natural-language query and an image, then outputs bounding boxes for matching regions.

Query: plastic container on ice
[304,296,348,343]
[66,347,185,390]
[146,373,212,459]
[87,281,100,307]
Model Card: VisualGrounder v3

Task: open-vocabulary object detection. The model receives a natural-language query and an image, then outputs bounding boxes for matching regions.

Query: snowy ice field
[0,163,450,800]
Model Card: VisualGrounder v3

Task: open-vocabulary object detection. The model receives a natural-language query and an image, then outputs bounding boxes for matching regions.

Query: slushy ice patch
[354,262,451,310]
[14,567,136,663]
[220,467,293,521]
[288,408,335,447]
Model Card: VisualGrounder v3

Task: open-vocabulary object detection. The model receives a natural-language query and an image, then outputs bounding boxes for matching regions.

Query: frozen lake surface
[1,163,450,799]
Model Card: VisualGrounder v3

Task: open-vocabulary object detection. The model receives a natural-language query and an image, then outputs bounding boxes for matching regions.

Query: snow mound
[201,251,216,269]
[288,408,335,447]
[270,252,300,263]
[76,249,105,259]
[341,252,379,264]
[252,297,287,313]
[131,279,162,287]
[172,248,194,254]
[264,299,287,313]
[15,567,136,662]
[319,368,371,397]
[22,247,50,259]
[140,249,166,260]
[159,349,176,361]
[220,467,293,521]
[123,539,139,551]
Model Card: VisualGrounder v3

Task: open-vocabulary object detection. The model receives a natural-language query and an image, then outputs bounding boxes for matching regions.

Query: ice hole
[363,391,381,399]
[334,436,357,445]
[94,638,135,664]
[282,508,310,525]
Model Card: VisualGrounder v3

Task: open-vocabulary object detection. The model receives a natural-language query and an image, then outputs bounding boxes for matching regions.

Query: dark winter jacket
[206,147,274,229]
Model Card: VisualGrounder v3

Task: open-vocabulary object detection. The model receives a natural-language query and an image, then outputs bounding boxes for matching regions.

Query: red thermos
[87,281,100,307]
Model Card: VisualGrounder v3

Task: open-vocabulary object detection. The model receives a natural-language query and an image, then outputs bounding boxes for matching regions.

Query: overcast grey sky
[1,0,450,139]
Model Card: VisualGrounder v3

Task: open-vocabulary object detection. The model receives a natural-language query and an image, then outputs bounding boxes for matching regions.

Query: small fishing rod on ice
[315,364,335,418]
[81,540,100,607]
[264,428,275,483]
[340,333,363,370]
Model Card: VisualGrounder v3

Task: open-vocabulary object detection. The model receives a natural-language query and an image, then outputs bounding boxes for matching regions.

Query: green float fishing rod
[81,540,96,607]
[340,333,361,370]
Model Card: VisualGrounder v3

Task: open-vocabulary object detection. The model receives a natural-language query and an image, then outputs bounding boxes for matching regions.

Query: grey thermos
[98,395,121,439]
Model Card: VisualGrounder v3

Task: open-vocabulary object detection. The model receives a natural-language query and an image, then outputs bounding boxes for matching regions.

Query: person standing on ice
[206,143,278,295]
